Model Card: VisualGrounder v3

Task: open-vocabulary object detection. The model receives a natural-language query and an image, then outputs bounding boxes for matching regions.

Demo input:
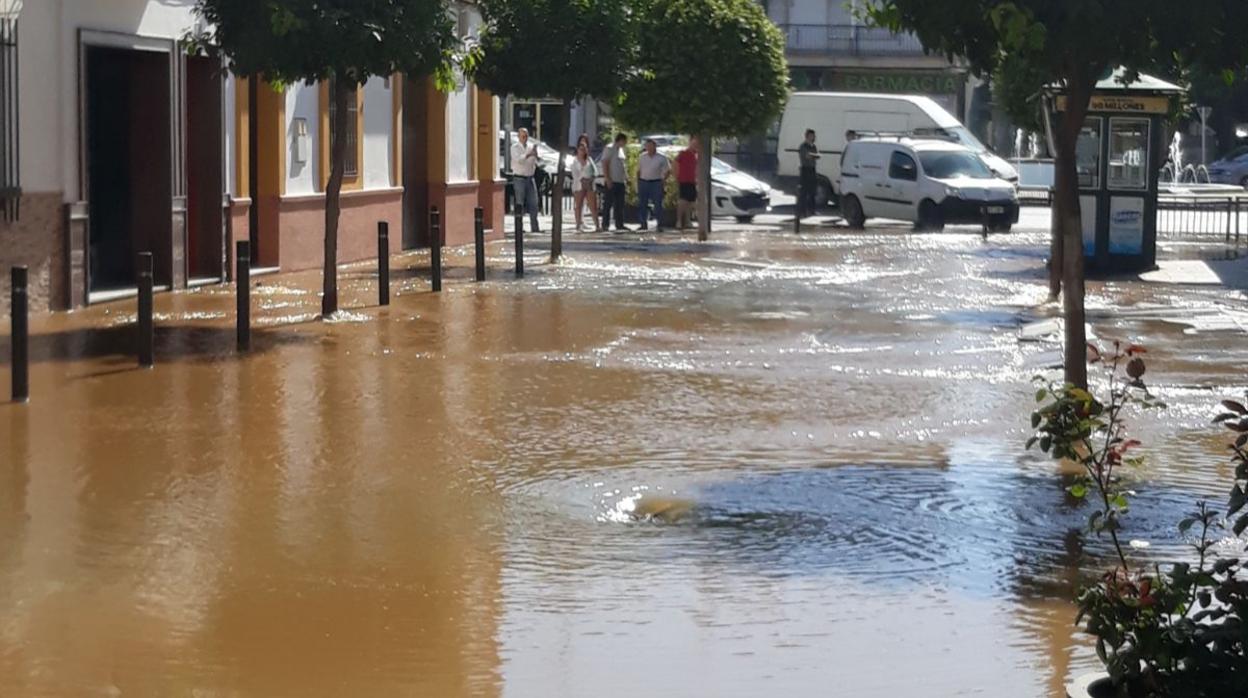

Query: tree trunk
[550,101,571,261]
[323,78,352,318]
[1054,75,1096,389]
[697,133,712,242]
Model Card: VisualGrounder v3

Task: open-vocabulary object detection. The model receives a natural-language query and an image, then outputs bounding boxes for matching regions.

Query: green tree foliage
[616,0,788,241]
[1184,66,1248,159]
[472,0,635,260]
[1029,351,1248,694]
[193,0,457,317]
[869,1,1248,388]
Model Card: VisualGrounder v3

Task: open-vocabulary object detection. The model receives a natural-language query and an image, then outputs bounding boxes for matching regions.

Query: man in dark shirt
[798,129,820,218]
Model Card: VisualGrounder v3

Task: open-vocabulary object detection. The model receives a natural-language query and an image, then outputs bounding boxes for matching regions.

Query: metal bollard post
[430,207,443,293]
[137,252,155,368]
[236,241,251,352]
[515,219,525,277]
[378,221,390,306]
[10,266,28,403]
[1227,198,1234,244]
[794,180,802,234]
[474,207,486,282]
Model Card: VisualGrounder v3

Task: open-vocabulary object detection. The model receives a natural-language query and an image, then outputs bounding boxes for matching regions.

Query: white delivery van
[777,92,1018,206]
[838,136,1019,233]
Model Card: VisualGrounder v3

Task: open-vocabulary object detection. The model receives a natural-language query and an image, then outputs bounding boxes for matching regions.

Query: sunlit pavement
[1,201,1247,696]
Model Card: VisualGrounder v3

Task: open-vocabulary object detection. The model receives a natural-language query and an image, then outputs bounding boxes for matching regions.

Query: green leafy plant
[1028,344,1248,696]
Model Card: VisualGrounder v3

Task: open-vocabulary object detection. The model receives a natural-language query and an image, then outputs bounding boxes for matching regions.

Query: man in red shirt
[675,136,700,230]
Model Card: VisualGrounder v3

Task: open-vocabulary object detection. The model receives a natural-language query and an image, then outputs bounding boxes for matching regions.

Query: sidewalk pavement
[1140,258,1248,289]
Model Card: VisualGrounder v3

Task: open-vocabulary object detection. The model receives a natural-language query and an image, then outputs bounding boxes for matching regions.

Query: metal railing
[1157,192,1246,242]
[1018,187,1248,244]
[779,24,927,56]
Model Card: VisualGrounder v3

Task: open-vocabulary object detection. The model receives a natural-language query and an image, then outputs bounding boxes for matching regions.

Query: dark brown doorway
[402,75,431,249]
[85,46,172,293]
[186,56,225,281]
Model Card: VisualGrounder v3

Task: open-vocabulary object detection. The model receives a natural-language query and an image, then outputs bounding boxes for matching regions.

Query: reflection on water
[0,229,1245,696]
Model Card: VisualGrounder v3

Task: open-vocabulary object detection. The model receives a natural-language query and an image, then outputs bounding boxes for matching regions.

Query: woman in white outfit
[570,141,600,232]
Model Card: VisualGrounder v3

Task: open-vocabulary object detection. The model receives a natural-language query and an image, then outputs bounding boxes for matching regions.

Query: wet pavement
[1,211,1247,696]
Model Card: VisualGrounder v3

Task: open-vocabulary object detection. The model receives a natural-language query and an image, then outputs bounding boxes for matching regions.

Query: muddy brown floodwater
[1,222,1247,697]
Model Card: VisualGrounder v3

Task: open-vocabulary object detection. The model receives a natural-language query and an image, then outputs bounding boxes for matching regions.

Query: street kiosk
[1048,69,1184,274]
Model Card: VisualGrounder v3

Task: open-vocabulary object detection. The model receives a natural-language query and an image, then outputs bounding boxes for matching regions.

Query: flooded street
[2,216,1247,696]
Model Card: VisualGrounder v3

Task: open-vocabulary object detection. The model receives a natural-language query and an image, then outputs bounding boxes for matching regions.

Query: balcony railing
[779,24,927,57]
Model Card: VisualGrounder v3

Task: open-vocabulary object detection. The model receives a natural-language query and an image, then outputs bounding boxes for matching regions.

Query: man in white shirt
[636,139,671,231]
[510,128,541,234]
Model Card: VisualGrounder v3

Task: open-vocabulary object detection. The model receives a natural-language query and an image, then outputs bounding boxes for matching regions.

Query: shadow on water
[0,324,314,367]
[384,258,561,283]
[620,464,1209,600]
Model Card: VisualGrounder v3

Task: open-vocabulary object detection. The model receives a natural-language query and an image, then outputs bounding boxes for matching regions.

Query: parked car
[1207,145,1248,187]
[777,92,1019,207]
[658,147,772,222]
[838,136,1019,233]
[708,157,772,222]
[642,134,686,147]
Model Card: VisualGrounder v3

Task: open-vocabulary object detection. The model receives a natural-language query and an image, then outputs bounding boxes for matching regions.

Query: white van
[777,92,1018,206]
[838,137,1019,233]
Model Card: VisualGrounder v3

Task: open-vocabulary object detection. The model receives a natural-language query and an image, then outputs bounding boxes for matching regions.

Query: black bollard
[474,207,486,282]
[430,207,443,292]
[236,240,251,352]
[10,266,28,403]
[378,221,390,306]
[515,221,525,278]
[137,252,155,368]
[794,180,802,234]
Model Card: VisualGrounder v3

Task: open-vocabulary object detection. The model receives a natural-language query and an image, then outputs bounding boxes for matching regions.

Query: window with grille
[328,80,359,178]
[0,16,19,222]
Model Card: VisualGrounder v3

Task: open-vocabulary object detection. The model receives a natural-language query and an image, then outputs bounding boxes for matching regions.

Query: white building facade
[1,0,498,315]
[765,0,973,117]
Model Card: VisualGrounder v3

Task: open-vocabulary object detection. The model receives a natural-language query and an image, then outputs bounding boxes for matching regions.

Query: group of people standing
[510,129,701,235]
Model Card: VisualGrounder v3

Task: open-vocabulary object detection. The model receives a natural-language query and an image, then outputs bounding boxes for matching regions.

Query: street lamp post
[1197,105,1213,166]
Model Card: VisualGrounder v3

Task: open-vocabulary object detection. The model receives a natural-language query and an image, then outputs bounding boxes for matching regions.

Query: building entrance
[85,46,172,293]
[186,56,225,282]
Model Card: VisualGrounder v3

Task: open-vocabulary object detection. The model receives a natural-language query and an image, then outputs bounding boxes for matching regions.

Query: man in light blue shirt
[636,139,671,231]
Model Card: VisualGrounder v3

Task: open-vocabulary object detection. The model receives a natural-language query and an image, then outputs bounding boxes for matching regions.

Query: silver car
[1207,146,1248,188]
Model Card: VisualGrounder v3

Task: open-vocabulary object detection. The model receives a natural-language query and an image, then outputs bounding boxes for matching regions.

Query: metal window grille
[0,17,19,222]
[328,81,359,178]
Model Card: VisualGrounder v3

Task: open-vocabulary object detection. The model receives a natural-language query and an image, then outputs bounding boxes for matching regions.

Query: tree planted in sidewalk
[615,0,788,242]
[868,0,1248,388]
[470,0,635,261]
[191,0,457,317]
